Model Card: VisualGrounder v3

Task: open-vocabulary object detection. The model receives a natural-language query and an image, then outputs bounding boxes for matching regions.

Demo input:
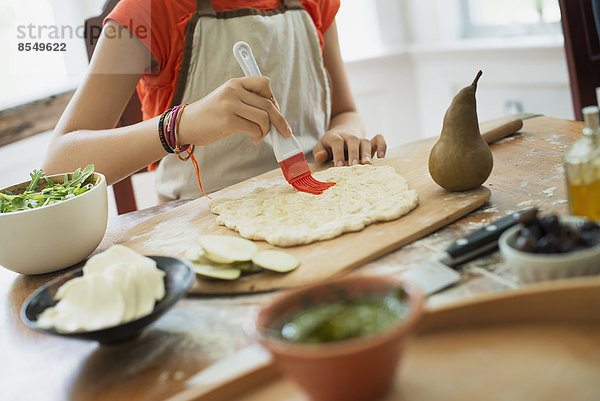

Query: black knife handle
[445,207,538,264]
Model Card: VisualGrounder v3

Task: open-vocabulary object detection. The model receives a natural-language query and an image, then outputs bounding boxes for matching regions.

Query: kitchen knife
[399,207,538,295]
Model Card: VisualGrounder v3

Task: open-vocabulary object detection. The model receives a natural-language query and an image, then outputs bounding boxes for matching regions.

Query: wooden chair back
[559,0,600,120]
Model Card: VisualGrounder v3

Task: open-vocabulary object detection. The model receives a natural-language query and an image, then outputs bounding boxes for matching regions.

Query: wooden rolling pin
[480,116,524,144]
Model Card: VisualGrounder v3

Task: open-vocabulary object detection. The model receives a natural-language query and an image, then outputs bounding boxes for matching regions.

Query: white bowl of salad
[0,165,108,275]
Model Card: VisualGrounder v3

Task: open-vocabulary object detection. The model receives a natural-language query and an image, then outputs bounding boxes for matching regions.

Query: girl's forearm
[42,117,165,186]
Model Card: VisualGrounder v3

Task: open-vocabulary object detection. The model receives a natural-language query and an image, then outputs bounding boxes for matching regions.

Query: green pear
[428,71,493,191]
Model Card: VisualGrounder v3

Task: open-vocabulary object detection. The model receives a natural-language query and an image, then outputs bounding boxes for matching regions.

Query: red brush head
[291,175,335,195]
[279,152,335,195]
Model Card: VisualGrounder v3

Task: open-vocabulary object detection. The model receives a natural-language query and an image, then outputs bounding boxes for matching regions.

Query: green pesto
[280,288,409,344]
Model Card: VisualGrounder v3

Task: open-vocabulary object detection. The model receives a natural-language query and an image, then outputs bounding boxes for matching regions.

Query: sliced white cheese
[103,263,138,323]
[81,274,127,331]
[37,245,165,332]
[137,262,166,301]
[55,277,78,300]
[131,264,159,318]
[39,275,126,332]
[84,244,157,275]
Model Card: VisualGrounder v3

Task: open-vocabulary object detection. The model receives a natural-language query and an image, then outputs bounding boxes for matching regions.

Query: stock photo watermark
[15,20,148,52]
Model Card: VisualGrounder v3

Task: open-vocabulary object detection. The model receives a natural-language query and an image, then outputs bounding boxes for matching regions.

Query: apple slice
[252,250,299,273]
[198,235,258,264]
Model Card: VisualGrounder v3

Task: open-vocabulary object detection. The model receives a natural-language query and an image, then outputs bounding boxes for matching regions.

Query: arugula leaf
[0,165,96,213]
[26,169,45,192]
[67,164,95,188]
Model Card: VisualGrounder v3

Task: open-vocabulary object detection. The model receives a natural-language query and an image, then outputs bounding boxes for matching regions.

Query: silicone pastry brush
[233,41,335,195]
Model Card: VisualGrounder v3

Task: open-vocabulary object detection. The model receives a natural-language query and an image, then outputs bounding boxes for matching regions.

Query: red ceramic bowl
[254,275,424,401]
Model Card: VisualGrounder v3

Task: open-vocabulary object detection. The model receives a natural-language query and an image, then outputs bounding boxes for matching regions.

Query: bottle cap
[582,106,600,136]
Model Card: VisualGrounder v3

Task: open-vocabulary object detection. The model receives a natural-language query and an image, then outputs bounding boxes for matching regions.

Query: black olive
[582,230,600,247]
[513,212,599,254]
[514,234,537,252]
[539,214,561,236]
[559,239,578,253]
[520,226,542,242]
[561,225,579,240]
[577,220,600,232]
[536,234,561,253]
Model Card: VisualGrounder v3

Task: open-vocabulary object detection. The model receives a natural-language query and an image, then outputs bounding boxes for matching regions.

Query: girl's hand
[312,132,387,167]
[178,76,292,146]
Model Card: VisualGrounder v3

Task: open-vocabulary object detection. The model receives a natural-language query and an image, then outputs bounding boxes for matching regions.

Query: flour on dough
[209,165,419,246]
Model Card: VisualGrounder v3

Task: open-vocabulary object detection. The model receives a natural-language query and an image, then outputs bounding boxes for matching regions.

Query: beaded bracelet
[173,104,193,161]
[174,103,190,152]
[164,108,175,148]
[157,107,174,154]
[167,104,182,150]
[157,103,209,198]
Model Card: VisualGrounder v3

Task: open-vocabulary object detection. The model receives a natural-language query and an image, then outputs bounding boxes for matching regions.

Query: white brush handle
[233,41,302,162]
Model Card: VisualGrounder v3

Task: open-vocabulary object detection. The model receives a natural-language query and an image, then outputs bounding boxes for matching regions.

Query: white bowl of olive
[499,212,600,283]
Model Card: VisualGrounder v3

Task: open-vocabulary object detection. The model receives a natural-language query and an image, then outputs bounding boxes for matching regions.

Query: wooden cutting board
[118,134,492,294]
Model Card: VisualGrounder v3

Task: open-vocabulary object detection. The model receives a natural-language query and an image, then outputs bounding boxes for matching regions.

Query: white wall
[410,39,573,138]
[340,1,574,145]
[344,53,421,148]
[344,38,572,144]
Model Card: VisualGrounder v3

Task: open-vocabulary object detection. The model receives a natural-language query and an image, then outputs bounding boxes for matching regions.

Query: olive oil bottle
[564,106,600,221]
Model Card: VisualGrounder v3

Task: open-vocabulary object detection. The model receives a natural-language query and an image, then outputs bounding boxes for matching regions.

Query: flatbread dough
[209,165,419,246]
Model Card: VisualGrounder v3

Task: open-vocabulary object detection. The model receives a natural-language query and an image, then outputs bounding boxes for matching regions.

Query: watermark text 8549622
[17,42,67,52]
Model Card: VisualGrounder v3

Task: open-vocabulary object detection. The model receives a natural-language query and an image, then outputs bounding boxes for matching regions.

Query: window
[336,1,385,61]
[461,0,562,37]
[336,0,405,61]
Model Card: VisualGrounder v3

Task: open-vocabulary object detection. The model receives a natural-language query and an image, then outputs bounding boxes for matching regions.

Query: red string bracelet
[188,148,210,199]
[173,104,210,199]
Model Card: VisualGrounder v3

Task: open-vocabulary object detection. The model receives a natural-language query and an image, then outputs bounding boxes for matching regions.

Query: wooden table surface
[0,116,584,401]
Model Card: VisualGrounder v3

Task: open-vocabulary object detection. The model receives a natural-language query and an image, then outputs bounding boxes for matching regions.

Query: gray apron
[156,0,331,199]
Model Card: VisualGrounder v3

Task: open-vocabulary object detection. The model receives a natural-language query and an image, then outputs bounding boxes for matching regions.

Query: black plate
[20,256,194,344]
